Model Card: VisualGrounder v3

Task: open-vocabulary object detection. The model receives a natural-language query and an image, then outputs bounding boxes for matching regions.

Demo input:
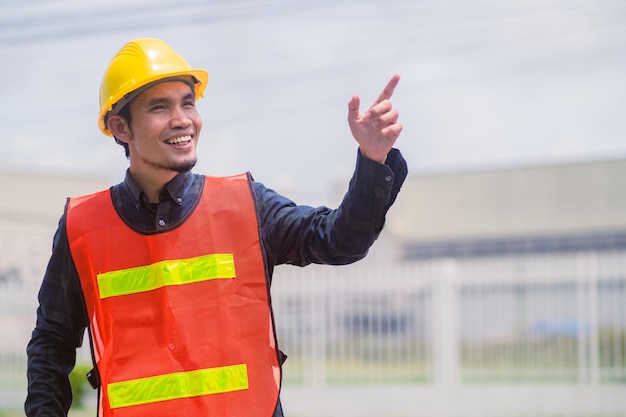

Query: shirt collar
[123,169,194,209]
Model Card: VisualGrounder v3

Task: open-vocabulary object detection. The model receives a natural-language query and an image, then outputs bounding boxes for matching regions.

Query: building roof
[387,158,626,246]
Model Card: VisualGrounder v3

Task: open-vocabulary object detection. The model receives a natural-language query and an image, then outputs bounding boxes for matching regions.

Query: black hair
[112,104,131,159]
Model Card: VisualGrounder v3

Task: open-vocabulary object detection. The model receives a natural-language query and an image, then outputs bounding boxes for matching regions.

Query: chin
[172,159,197,173]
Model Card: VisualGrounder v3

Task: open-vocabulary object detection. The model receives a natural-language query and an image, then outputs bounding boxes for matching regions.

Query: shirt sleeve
[255,148,407,268]
[25,213,89,417]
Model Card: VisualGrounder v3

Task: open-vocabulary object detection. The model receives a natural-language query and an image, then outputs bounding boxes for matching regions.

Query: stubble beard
[171,158,197,173]
[142,155,198,174]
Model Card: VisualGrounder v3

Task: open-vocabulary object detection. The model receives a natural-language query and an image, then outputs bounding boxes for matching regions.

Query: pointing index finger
[373,74,401,105]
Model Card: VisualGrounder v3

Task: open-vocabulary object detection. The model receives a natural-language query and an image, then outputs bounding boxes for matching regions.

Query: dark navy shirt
[26,149,407,417]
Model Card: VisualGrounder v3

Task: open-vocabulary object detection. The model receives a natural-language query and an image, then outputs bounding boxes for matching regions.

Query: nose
[169,105,193,129]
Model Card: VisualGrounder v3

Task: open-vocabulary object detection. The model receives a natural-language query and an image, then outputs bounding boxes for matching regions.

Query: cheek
[194,114,203,133]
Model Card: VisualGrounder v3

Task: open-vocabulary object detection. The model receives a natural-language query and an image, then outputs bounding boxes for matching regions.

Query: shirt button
[158,219,166,227]
[176,197,182,203]
[385,175,392,182]
[168,343,175,351]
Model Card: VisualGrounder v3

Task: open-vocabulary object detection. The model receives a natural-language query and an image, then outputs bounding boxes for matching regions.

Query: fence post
[576,253,589,384]
[587,252,600,385]
[308,275,327,386]
[432,259,460,390]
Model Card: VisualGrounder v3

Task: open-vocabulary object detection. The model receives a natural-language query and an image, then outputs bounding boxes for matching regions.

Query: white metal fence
[272,251,626,386]
[2,250,625,415]
[270,250,626,416]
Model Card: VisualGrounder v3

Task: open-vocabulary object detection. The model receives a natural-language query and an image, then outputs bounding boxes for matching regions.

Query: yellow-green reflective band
[97,253,235,299]
[108,364,249,409]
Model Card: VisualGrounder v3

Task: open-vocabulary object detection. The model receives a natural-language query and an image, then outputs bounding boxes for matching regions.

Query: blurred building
[0,169,111,290]
[387,157,626,260]
[277,157,626,416]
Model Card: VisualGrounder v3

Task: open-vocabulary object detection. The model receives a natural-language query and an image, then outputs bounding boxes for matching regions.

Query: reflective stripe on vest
[98,253,236,299]
[108,363,249,409]
[66,174,281,417]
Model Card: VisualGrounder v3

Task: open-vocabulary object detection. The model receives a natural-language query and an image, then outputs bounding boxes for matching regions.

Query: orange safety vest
[66,174,281,417]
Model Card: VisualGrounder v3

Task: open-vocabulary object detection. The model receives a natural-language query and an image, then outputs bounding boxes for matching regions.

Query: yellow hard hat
[98,38,209,136]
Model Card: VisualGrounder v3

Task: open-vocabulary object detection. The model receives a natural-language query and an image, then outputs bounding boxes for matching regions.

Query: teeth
[165,135,191,144]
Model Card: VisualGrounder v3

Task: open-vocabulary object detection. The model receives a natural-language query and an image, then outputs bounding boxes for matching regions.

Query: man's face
[121,80,203,175]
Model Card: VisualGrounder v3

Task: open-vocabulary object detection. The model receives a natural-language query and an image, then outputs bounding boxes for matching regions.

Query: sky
[1,0,625,202]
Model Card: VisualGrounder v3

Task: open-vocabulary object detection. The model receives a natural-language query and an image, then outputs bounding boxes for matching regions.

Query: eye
[149,104,167,112]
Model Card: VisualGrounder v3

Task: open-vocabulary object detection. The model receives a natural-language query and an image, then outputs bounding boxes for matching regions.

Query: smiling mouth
[165,135,192,145]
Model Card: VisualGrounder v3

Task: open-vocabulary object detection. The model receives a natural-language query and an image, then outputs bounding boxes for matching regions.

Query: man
[26,38,407,417]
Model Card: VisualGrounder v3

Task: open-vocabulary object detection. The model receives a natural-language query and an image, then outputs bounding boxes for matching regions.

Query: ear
[107,115,132,143]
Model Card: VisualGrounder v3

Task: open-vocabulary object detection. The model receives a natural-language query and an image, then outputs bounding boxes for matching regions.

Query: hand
[347,74,403,164]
